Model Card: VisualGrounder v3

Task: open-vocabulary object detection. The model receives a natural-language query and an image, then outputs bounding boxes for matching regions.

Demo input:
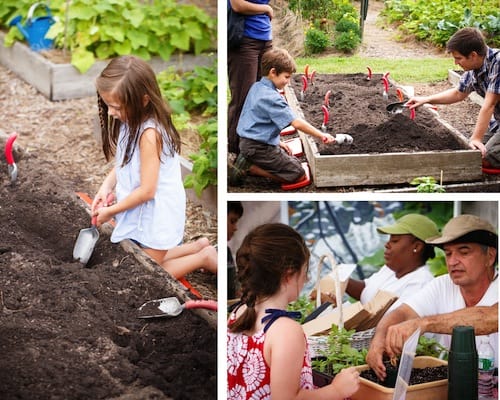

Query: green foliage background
[0,0,216,72]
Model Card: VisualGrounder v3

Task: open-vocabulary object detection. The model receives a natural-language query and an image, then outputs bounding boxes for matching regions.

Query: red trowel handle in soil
[5,132,17,165]
[184,299,218,311]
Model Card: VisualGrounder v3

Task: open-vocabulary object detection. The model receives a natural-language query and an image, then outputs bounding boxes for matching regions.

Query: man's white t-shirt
[405,274,498,366]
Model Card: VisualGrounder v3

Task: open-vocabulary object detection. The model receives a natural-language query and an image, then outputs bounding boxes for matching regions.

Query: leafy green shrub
[157,63,217,196]
[183,118,217,197]
[333,30,361,52]
[330,2,358,23]
[335,16,361,35]
[288,0,335,21]
[330,1,361,53]
[381,0,499,48]
[305,27,330,54]
[1,0,216,72]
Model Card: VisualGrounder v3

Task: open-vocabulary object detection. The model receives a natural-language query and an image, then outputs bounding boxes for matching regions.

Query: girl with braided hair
[227,223,359,400]
[92,55,217,278]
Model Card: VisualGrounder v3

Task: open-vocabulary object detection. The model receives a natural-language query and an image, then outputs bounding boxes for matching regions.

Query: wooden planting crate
[285,78,482,188]
[352,356,448,400]
[313,356,448,400]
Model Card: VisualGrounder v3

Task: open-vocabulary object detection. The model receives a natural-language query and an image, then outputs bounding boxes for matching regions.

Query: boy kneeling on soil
[229,48,335,187]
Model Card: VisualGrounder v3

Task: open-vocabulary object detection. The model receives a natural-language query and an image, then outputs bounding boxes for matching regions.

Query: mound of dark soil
[0,153,216,400]
[361,365,448,387]
[292,73,466,155]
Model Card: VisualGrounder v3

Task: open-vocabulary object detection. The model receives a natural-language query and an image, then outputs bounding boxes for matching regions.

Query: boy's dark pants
[240,137,304,182]
[228,38,272,154]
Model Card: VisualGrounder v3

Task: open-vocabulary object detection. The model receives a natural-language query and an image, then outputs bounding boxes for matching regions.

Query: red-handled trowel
[137,297,218,319]
[73,193,114,265]
[4,132,18,184]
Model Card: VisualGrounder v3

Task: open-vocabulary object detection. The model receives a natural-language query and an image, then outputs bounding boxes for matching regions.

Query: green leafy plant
[312,326,368,375]
[381,0,499,48]
[335,16,361,35]
[312,326,448,377]
[183,118,217,197]
[333,30,361,52]
[417,335,448,359]
[157,64,217,117]
[305,27,330,54]
[288,0,335,21]
[1,0,216,73]
[410,176,445,193]
[157,63,217,197]
[288,295,315,324]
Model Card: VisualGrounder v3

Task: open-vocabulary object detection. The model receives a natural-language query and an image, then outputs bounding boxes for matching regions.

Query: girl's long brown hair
[96,56,181,164]
[230,223,310,333]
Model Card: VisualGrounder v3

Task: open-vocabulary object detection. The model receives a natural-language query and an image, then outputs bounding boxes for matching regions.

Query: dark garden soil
[0,153,217,400]
[0,52,217,399]
[292,73,466,155]
[360,365,448,387]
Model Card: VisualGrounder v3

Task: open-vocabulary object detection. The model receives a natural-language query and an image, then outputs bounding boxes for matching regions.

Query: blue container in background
[9,3,55,51]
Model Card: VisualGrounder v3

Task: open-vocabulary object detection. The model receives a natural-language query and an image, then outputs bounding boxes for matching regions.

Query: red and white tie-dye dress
[227,308,314,399]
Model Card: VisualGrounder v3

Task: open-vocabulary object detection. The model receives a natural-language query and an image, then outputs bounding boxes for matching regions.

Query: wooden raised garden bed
[0,31,213,101]
[286,73,482,188]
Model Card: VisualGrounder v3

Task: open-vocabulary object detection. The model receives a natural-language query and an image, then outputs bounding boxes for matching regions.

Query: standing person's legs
[227,38,272,154]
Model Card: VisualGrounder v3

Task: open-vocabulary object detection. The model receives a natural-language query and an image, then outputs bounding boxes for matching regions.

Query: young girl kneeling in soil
[227,223,360,400]
[92,55,217,279]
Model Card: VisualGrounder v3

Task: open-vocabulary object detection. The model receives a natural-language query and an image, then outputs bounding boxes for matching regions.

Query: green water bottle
[448,325,478,400]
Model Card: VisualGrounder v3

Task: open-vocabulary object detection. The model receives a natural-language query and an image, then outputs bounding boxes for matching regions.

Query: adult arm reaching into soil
[406,87,468,110]
[366,304,419,381]
[366,303,499,380]
[407,88,500,157]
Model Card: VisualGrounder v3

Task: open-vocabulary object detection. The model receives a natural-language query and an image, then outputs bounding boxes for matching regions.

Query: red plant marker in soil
[410,108,416,120]
[396,88,404,102]
[300,75,308,101]
[4,132,18,183]
[366,66,372,81]
[310,70,316,85]
[324,90,331,107]
[381,76,389,100]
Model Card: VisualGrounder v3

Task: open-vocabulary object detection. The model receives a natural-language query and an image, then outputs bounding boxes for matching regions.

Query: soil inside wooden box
[291,73,466,155]
[0,155,216,399]
[361,365,448,388]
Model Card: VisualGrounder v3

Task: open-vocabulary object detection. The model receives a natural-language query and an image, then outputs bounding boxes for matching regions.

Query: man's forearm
[421,305,498,335]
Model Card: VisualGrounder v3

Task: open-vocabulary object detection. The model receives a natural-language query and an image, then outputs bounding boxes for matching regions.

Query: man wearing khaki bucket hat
[367,214,498,381]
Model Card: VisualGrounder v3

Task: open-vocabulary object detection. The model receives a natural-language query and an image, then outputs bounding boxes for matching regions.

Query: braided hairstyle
[95,55,181,164]
[230,223,310,333]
